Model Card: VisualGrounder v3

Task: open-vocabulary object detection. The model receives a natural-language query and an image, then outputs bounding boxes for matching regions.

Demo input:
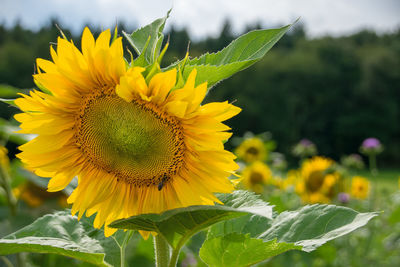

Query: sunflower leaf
[109,190,273,249]
[199,234,301,267]
[123,10,171,66]
[0,211,127,267]
[205,204,378,265]
[259,205,378,252]
[165,22,294,89]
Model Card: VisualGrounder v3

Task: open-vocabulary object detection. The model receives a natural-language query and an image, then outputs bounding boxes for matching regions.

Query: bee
[158,174,168,191]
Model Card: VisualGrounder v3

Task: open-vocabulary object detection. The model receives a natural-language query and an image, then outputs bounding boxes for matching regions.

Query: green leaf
[123,10,170,66]
[202,204,377,266]
[0,210,127,267]
[199,233,300,267]
[110,190,273,249]
[166,23,293,89]
[259,204,378,252]
[208,204,378,253]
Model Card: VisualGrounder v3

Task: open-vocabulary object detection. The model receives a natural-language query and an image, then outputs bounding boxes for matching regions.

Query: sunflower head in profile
[235,137,267,163]
[350,176,370,200]
[241,161,271,193]
[295,156,340,203]
[14,28,241,237]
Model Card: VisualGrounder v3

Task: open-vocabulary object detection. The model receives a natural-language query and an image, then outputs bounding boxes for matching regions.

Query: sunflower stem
[168,247,181,267]
[120,231,133,267]
[154,234,171,267]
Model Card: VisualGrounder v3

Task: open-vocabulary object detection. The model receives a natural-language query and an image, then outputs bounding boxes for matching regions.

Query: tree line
[0,19,399,166]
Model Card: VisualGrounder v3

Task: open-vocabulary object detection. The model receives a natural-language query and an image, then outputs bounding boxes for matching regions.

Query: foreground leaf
[0,211,126,267]
[199,233,300,267]
[110,190,273,249]
[207,204,378,257]
[166,24,293,89]
[259,205,378,252]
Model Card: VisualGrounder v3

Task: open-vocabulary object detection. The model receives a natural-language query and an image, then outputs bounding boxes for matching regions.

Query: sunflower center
[250,172,264,184]
[76,93,185,187]
[307,171,324,192]
[246,147,259,156]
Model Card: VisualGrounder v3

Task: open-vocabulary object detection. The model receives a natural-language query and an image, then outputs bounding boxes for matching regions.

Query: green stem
[120,231,133,267]
[168,247,181,267]
[154,235,171,267]
[368,154,378,176]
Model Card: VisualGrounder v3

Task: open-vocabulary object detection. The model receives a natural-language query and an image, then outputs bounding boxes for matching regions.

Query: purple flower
[362,138,381,149]
[338,193,350,204]
[300,139,313,147]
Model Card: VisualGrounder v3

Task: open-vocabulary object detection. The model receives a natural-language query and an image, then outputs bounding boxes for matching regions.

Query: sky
[1,0,400,39]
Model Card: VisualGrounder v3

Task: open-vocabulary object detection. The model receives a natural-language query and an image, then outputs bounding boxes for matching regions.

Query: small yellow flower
[295,156,340,203]
[235,137,267,163]
[13,182,69,208]
[351,176,370,200]
[242,161,271,193]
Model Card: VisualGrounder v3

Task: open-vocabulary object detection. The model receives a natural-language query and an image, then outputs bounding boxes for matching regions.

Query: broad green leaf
[199,233,300,267]
[208,204,378,253]
[110,190,273,249]
[258,205,378,252]
[123,10,170,66]
[0,211,127,267]
[110,205,246,250]
[166,24,293,89]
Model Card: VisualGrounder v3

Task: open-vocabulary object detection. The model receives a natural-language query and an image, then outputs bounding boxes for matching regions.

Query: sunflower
[14,28,241,236]
[295,156,340,203]
[235,137,267,163]
[13,182,68,208]
[241,161,271,193]
[350,176,370,200]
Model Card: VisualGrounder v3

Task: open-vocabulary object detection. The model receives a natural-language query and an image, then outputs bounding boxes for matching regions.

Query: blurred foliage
[0,20,399,166]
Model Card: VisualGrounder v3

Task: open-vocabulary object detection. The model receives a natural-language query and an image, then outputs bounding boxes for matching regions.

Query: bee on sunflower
[294,156,341,203]
[14,28,241,236]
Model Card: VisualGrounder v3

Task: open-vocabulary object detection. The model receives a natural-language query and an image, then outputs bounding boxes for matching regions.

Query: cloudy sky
[1,0,400,39]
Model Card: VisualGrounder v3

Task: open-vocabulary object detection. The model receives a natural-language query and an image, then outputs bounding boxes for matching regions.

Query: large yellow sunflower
[295,156,340,203]
[14,28,241,236]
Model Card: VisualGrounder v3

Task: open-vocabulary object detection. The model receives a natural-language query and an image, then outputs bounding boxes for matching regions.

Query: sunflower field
[0,12,399,267]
